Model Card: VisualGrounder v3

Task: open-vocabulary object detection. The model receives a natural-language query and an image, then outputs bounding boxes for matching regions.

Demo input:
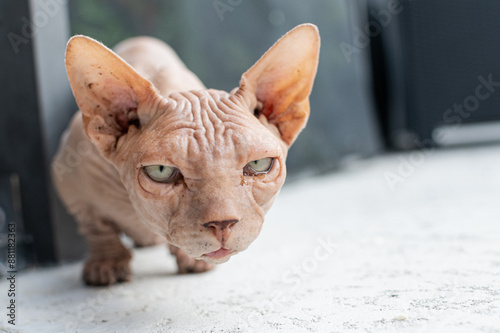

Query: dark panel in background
[0,0,55,264]
[0,0,83,268]
[371,0,500,149]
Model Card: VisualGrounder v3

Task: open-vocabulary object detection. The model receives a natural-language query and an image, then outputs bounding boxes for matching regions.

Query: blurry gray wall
[70,0,383,177]
[29,0,86,263]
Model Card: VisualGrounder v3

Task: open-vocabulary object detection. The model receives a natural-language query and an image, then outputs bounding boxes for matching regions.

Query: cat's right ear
[65,35,161,156]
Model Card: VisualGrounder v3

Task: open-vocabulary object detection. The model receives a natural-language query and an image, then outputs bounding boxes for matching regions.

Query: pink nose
[203,219,239,244]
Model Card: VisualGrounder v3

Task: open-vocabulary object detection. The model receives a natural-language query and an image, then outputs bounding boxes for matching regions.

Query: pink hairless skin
[52,24,320,286]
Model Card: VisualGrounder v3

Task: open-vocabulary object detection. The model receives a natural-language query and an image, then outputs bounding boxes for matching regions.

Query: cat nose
[203,219,239,244]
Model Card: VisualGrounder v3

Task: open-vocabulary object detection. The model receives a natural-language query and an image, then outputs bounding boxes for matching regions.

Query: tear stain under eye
[240,176,248,186]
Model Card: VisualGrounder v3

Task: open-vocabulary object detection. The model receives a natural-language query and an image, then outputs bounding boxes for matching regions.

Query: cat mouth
[202,247,235,259]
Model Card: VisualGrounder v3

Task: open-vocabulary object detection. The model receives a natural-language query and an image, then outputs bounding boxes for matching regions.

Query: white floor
[2,145,500,333]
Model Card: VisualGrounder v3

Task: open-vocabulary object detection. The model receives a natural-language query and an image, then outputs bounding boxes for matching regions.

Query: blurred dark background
[1,0,500,269]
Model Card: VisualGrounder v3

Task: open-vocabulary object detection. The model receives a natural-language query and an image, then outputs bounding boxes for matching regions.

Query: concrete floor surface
[2,145,500,332]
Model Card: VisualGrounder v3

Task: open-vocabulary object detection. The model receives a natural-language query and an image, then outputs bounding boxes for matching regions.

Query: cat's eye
[244,157,274,176]
[144,165,179,183]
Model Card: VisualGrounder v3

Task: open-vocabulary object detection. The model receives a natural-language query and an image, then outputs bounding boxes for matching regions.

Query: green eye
[144,165,178,183]
[244,157,274,176]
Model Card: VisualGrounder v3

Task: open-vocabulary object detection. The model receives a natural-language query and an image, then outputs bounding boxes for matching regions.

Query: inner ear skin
[115,108,140,133]
[253,101,263,118]
[230,89,284,143]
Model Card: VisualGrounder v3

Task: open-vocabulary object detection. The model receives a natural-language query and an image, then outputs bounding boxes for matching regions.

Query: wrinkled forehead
[165,89,253,131]
[138,90,283,171]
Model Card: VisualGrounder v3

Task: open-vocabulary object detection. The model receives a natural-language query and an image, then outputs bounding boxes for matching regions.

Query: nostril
[203,219,239,231]
[203,219,239,245]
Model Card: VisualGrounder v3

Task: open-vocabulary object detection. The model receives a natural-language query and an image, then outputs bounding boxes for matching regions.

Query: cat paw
[82,255,132,286]
[169,245,215,274]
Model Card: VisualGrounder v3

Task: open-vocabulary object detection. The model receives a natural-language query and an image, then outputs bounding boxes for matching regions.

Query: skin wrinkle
[208,96,244,156]
[164,193,184,246]
[200,97,216,147]
[189,95,209,154]
[138,96,168,127]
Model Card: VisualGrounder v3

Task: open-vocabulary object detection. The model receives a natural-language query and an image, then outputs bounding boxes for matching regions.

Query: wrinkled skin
[52,24,320,286]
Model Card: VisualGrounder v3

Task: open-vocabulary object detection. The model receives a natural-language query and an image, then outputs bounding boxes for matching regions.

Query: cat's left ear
[238,24,320,145]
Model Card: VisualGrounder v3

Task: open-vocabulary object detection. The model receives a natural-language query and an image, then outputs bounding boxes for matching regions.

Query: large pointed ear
[239,24,320,145]
[65,35,159,155]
